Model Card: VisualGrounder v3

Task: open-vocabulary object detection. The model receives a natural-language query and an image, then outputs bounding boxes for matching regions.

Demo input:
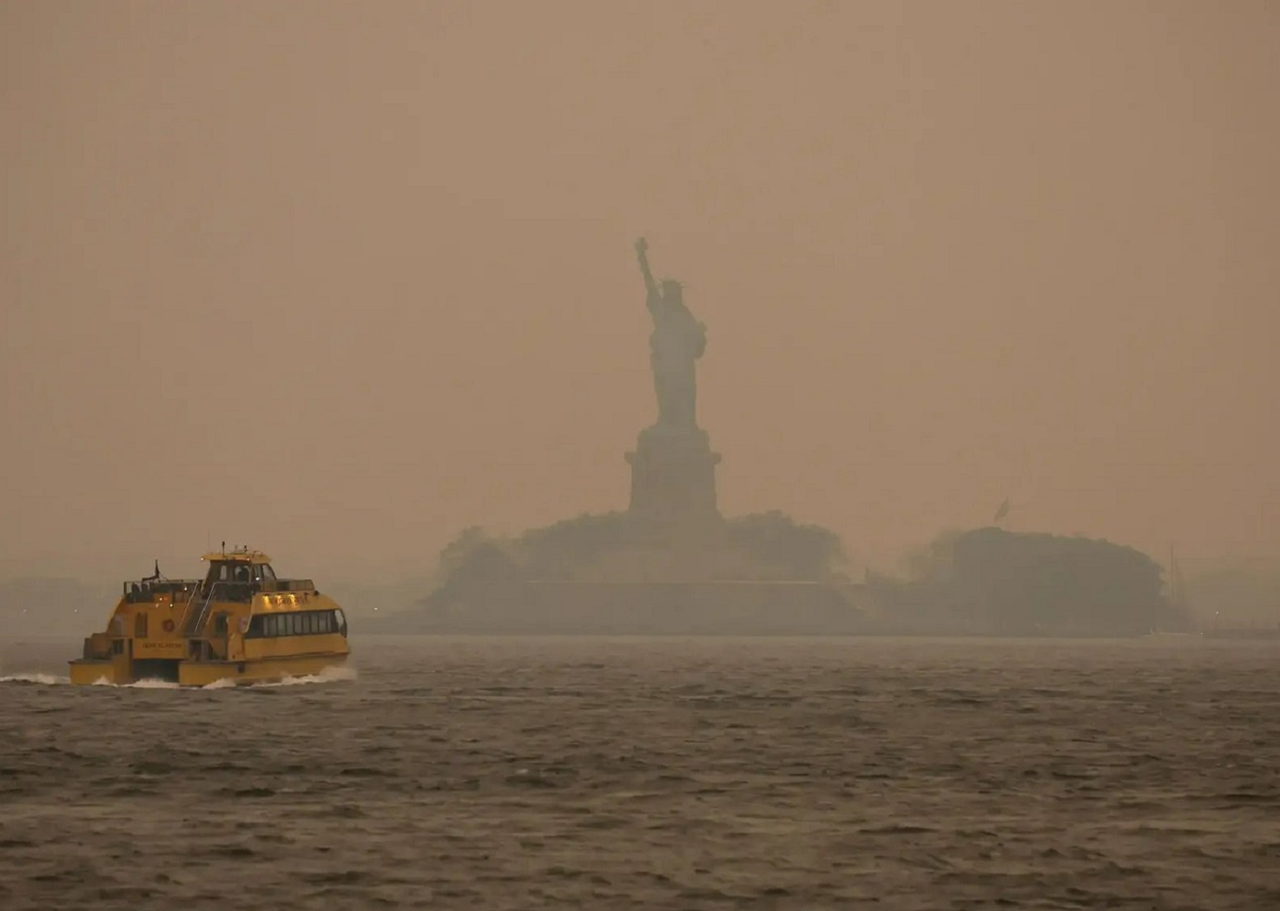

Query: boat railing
[124,579,198,604]
[182,582,223,637]
[176,584,204,634]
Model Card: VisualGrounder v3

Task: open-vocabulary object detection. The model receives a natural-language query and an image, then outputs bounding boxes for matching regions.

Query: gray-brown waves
[2,635,1278,910]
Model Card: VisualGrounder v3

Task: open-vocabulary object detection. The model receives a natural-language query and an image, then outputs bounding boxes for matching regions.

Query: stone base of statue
[625,423,722,524]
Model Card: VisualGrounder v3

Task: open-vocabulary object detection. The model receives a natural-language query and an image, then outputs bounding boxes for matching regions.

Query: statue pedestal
[625,424,721,525]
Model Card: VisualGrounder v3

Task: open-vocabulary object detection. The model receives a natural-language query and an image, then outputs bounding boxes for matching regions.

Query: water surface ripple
[2,635,1277,910]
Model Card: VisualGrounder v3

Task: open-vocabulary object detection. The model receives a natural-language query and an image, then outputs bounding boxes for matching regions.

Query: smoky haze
[2,1,1277,586]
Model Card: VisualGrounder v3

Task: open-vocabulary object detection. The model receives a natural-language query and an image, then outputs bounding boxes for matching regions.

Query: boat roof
[202,549,272,564]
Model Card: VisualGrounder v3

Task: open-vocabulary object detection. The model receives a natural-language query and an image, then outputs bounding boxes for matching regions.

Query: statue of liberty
[634,237,707,430]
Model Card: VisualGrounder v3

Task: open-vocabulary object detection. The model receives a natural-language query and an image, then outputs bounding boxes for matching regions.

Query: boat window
[242,610,344,639]
[260,564,277,582]
[135,612,148,639]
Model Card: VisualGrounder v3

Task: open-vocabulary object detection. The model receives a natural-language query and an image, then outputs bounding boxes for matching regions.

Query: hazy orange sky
[3,1,1277,583]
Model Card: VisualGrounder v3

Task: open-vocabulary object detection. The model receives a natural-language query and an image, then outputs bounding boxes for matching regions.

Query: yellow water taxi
[69,546,350,686]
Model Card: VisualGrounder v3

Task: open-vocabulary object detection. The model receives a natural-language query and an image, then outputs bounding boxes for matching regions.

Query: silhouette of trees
[422,509,848,610]
[905,527,1186,635]
[518,512,637,578]
[723,511,846,580]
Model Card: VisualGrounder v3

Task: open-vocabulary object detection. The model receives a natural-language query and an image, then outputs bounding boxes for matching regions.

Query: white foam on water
[125,678,183,689]
[249,664,359,687]
[0,673,71,685]
[200,677,237,690]
[2,666,356,689]
[90,676,181,689]
[197,664,357,689]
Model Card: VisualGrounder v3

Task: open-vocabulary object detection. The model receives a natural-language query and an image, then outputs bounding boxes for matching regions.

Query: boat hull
[68,653,348,687]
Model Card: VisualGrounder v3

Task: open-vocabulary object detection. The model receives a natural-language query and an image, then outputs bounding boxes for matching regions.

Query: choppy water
[2,634,1278,910]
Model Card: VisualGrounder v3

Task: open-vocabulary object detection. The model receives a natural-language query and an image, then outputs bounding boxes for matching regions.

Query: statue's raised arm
[635,237,660,302]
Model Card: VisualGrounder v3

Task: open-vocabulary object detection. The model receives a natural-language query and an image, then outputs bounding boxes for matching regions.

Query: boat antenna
[222,540,226,555]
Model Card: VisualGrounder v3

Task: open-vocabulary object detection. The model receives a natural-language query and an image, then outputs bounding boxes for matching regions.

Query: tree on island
[723,510,847,581]
[421,510,849,612]
[887,526,1188,636]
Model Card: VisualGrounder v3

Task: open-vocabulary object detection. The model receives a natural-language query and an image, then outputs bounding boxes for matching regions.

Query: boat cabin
[198,548,315,602]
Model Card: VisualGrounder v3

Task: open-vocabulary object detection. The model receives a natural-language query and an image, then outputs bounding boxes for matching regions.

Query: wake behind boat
[69,546,350,686]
